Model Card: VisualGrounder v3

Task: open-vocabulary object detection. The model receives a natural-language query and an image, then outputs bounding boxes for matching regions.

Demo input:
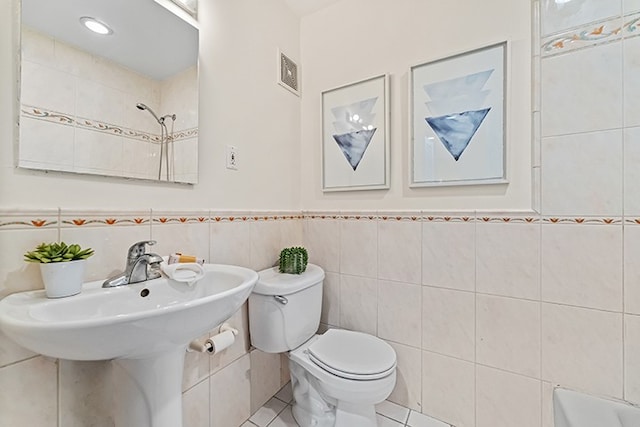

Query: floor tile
[377,414,404,426]
[267,405,299,427]
[376,400,410,424]
[274,382,293,404]
[407,410,451,427]
[250,397,287,427]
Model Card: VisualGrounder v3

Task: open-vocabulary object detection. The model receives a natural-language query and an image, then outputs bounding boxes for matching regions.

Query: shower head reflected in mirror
[136,102,163,124]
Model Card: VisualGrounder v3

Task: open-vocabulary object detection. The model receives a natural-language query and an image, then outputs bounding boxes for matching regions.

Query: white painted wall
[299,0,532,210]
[0,0,301,210]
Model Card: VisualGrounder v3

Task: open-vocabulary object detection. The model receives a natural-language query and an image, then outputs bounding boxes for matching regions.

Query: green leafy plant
[278,246,308,274]
[24,242,94,263]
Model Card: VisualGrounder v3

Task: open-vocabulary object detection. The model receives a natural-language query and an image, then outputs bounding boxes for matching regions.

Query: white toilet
[248,264,397,427]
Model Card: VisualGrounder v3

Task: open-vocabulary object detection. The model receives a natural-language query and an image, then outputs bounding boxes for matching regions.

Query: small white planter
[39,259,87,298]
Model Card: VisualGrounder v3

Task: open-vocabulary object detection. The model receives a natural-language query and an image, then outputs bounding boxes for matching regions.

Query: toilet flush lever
[274,295,288,305]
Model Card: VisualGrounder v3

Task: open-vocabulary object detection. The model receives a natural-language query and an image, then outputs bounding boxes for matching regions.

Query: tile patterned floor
[242,383,451,427]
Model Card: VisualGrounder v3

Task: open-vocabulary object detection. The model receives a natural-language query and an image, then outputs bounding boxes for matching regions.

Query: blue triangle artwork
[425,108,491,161]
[330,96,379,171]
[333,129,377,170]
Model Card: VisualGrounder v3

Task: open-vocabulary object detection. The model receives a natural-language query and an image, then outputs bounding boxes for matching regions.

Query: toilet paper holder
[187,323,239,354]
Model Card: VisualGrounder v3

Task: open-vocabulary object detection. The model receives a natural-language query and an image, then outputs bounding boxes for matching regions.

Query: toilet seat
[306,329,396,380]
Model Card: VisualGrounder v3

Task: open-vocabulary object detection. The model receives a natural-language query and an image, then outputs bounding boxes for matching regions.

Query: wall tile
[542,42,622,137]
[210,219,252,268]
[378,220,422,284]
[541,303,623,398]
[303,217,340,273]
[210,305,251,375]
[476,222,540,300]
[59,210,152,282]
[542,382,556,427]
[59,360,114,427]
[624,224,640,314]
[321,271,340,326]
[73,129,124,175]
[250,349,282,414]
[542,223,623,311]
[421,351,475,427]
[340,218,377,278]
[150,211,210,261]
[183,332,212,392]
[210,354,251,427]
[541,0,622,36]
[19,117,75,169]
[388,341,422,412]
[422,286,475,362]
[378,280,422,347]
[476,295,541,378]
[21,59,77,113]
[624,314,640,403]
[250,219,283,271]
[541,130,623,216]
[624,37,640,128]
[183,379,210,427]
[0,330,36,368]
[476,365,541,427]
[340,274,378,335]
[0,357,58,426]
[624,127,640,216]
[625,0,640,13]
[422,221,475,292]
[0,227,58,297]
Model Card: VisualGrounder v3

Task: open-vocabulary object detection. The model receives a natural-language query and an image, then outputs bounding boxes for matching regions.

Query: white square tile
[377,414,404,426]
[624,127,640,216]
[59,360,114,427]
[73,129,124,174]
[541,303,623,398]
[0,330,35,368]
[422,221,475,292]
[378,280,422,347]
[625,31,640,127]
[0,357,58,426]
[21,60,77,113]
[210,220,252,267]
[209,305,250,375]
[476,222,540,299]
[19,117,75,169]
[250,220,284,272]
[422,286,475,361]
[624,225,640,314]
[321,272,340,326]
[250,350,282,414]
[541,0,622,36]
[624,314,640,402]
[183,379,209,427]
[477,295,541,378]
[625,0,640,13]
[249,397,287,427]
[303,218,340,273]
[340,219,377,278]
[376,400,410,424]
[407,410,450,427]
[210,354,251,427]
[387,341,422,411]
[476,365,541,427]
[150,221,210,263]
[541,130,623,216]
[267,406,299,427]
[339,274,378,335]
[422,351,474,427]
[542,43,622,137]
[541,223,623,311]
[275,382,293,404]
[378,220,422,284]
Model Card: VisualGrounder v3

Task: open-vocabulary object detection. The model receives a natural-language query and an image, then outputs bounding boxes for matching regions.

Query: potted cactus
[24,242,94,298]
[278,247,308,274]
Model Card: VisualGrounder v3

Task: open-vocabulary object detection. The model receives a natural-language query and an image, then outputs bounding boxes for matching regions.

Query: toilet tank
[249,264,325,353]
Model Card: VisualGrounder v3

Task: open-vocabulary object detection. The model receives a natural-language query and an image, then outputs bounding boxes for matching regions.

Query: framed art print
[410,42,507,187]
[322,74,389,192]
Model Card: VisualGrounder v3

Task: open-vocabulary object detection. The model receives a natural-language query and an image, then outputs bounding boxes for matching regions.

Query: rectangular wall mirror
[18,0,199,184]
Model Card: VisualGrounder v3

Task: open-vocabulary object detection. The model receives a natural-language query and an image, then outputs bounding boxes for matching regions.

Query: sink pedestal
[112,348,187,427]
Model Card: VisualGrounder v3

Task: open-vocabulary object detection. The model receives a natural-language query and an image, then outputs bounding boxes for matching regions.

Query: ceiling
[22,0,198,80]
[284,0,342,17]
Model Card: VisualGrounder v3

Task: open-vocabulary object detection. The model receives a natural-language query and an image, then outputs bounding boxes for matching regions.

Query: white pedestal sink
[0,264,258,427]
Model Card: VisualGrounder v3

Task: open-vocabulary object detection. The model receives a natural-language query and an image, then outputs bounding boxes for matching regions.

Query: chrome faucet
[102,240,163,288]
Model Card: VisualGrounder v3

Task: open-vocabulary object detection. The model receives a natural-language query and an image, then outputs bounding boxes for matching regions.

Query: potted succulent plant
[24,242,94,298]
[278,246,308,274]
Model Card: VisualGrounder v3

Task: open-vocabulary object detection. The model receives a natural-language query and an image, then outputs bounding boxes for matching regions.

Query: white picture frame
[321,74,390,192]
[410,41,507,187]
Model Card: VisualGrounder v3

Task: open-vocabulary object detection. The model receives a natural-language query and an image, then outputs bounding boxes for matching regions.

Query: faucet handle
[127,240,157,263]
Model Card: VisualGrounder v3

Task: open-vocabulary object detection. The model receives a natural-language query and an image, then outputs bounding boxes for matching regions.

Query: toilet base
[291,400,377,427]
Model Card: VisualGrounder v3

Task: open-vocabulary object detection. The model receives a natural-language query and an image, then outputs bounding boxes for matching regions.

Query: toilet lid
[307,329,396,380]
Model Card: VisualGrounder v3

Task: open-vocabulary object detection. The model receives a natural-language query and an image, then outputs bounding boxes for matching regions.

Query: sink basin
[0,263,258,427]
[554,388,640,427]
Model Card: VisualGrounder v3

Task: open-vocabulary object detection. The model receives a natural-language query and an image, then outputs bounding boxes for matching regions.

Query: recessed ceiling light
[80,17,113,35]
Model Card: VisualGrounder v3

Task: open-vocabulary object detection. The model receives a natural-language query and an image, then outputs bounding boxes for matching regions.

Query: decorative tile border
[0,209,59,229]
[151,210,210,225]
[21,104,198,144]
[541,13,640,57]
[542,217,623,225]
[59,210,152,228]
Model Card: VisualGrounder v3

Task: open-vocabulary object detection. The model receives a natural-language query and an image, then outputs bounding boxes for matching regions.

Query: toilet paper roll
[205,330,235,354]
